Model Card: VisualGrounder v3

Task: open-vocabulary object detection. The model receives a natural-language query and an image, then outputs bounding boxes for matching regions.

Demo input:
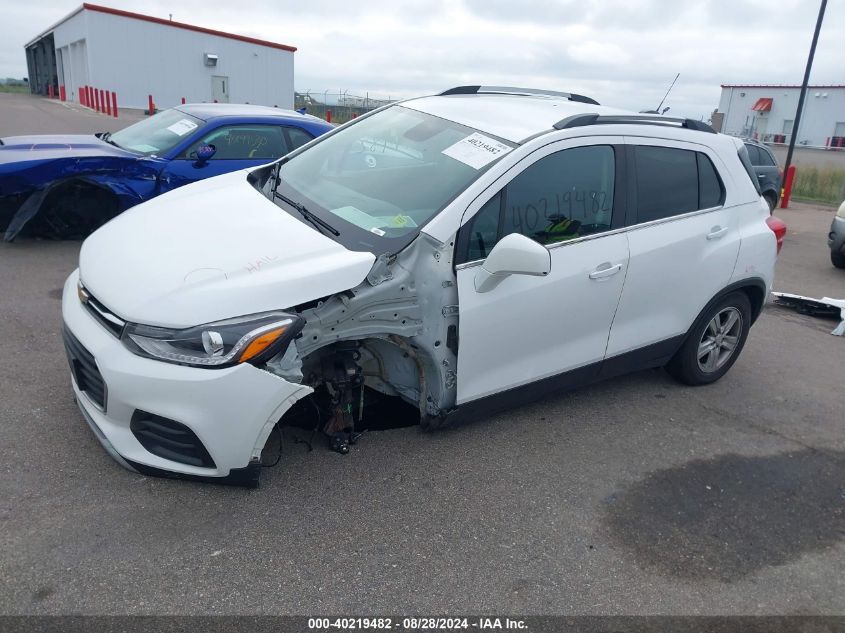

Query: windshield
[109,109,204,156]
[274,105,514,252]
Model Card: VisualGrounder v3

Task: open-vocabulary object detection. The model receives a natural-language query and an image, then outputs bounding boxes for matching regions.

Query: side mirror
[194,143,216,164]
[474,233,551,293]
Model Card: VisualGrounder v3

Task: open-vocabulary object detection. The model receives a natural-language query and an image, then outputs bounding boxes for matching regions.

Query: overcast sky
[1,0,841,118]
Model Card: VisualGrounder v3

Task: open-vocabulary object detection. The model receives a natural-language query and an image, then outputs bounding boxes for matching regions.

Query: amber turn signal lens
[238,326,287,363]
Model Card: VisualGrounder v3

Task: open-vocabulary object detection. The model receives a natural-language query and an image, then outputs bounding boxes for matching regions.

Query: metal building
[24,3,296,110]
[716,84,845,149]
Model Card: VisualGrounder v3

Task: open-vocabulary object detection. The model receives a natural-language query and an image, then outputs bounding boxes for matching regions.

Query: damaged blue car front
[0,104,333,241]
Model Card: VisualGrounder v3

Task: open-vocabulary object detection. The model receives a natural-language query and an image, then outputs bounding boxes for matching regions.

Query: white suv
[62,86,786,486]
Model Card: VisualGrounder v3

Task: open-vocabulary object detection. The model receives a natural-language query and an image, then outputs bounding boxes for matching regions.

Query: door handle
[757,174,766,179]
[588,263,622,280]
[707,226,729,240]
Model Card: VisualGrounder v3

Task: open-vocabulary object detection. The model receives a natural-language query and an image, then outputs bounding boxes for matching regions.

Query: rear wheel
[666,292,752,386]
[832,251,845,269]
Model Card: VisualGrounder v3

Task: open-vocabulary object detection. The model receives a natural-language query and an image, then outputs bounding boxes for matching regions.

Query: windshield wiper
[100,132,122,149]
[272,187,340,237]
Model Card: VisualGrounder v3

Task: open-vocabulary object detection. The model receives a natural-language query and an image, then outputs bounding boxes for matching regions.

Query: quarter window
[463,193,502,262]
[285,126,314,151]
[743,143,762,165]
[633,146,725,223]
[697,153,725,209]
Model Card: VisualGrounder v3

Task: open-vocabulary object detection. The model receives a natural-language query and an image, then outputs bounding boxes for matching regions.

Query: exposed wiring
[261,423,283,467]
[292,396,322,452]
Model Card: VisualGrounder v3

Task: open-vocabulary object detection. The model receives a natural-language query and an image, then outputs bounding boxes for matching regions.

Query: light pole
[781,0,826,209]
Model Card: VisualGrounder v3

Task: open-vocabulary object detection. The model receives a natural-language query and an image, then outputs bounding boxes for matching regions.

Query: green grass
[791,165,845,205]
[0,83,30,94]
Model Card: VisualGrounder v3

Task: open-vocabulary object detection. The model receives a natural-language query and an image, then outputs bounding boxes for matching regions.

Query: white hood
[79,170,375,328]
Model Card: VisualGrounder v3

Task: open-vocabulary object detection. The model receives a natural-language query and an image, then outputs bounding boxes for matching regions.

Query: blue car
[0,104,333,241]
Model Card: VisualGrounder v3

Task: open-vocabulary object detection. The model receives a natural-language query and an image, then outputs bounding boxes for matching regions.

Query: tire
[832,251,845,270]
[666,292,752,386]
[763,192,777,213]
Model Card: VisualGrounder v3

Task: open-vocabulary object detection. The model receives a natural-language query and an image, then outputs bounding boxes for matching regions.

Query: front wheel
[666,292,752,386]
[832,251,845,269]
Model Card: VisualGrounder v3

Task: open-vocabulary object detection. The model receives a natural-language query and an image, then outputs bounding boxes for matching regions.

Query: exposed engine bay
[262,230,461,453]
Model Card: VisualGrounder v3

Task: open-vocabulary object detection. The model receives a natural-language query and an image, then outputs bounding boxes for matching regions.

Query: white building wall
[80,11,294,110]
[718,86,845,148]
[52,8,89,103]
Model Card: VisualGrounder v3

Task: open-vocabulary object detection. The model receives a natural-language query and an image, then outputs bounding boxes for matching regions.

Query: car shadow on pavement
[603,449,845,582]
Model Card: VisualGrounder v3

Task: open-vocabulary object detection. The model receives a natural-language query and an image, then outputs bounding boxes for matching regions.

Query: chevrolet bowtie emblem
[77,284,90,304]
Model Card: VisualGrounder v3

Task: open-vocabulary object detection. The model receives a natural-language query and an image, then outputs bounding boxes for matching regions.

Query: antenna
[656,73,680,112]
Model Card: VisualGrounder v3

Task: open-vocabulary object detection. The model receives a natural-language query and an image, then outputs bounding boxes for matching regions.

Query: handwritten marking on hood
[245,255,280,274]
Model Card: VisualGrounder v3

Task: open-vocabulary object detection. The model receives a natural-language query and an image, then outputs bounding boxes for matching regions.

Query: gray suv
[830,200,845,269]
[743,140,782,211]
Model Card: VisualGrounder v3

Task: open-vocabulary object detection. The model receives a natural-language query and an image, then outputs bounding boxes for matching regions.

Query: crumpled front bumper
[61,269,312,487]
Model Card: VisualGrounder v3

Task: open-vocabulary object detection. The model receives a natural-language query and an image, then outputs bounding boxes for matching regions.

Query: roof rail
[439,85,600,106]
[554,113,716,134]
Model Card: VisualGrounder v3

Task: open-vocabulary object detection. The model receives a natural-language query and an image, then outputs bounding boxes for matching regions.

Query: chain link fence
[294,90,397,124]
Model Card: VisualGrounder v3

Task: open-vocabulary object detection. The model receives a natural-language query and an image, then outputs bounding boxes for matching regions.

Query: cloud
[1,0,842,119]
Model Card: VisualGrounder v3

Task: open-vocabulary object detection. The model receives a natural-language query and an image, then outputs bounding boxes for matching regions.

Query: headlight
[837,200,845,219]
[121,311,304,369]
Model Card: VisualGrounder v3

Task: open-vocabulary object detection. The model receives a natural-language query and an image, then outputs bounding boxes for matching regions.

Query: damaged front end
[0,150,160,241]
[261,231,461,457]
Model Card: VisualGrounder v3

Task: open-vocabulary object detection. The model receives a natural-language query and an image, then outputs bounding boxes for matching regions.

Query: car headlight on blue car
[121,311,304,369]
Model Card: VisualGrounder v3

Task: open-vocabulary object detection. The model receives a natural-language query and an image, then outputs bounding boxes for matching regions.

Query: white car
[62,86,786,486]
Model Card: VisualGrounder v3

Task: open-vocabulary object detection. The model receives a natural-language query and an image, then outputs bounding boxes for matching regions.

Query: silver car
[830,200,845,269]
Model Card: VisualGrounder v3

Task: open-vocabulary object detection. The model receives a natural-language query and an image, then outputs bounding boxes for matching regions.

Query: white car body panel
[453,135,629,403]
[457,231,629,403]
[79,170,375,328]
[604,137,743,357]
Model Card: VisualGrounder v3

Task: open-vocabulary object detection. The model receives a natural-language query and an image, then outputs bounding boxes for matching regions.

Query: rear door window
[633,146,698,222]
[631,146,725,223]
[757,147,777,166]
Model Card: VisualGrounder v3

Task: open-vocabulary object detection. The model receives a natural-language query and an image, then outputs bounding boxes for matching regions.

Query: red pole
[105,91,111,116]
[352,112,358,119]
[148,94,154,115]
[100,89,106,114]
[181,97,186,104]
[83,86,88,107]
[111,92,118,118]
[80,86,86,106]
[94,89,100,112]
[326,109,332,123]
[60,85,66,101]
[780,165,796,209]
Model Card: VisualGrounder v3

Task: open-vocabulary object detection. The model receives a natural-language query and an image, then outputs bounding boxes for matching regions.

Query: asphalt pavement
[0,95,843,616]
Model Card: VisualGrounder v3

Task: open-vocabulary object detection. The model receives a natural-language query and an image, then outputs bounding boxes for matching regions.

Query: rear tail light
[766,216,787,254]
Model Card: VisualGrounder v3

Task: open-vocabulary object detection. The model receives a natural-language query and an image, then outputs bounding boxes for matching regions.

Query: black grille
[130,410,216,468]
[63,327,107,409]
